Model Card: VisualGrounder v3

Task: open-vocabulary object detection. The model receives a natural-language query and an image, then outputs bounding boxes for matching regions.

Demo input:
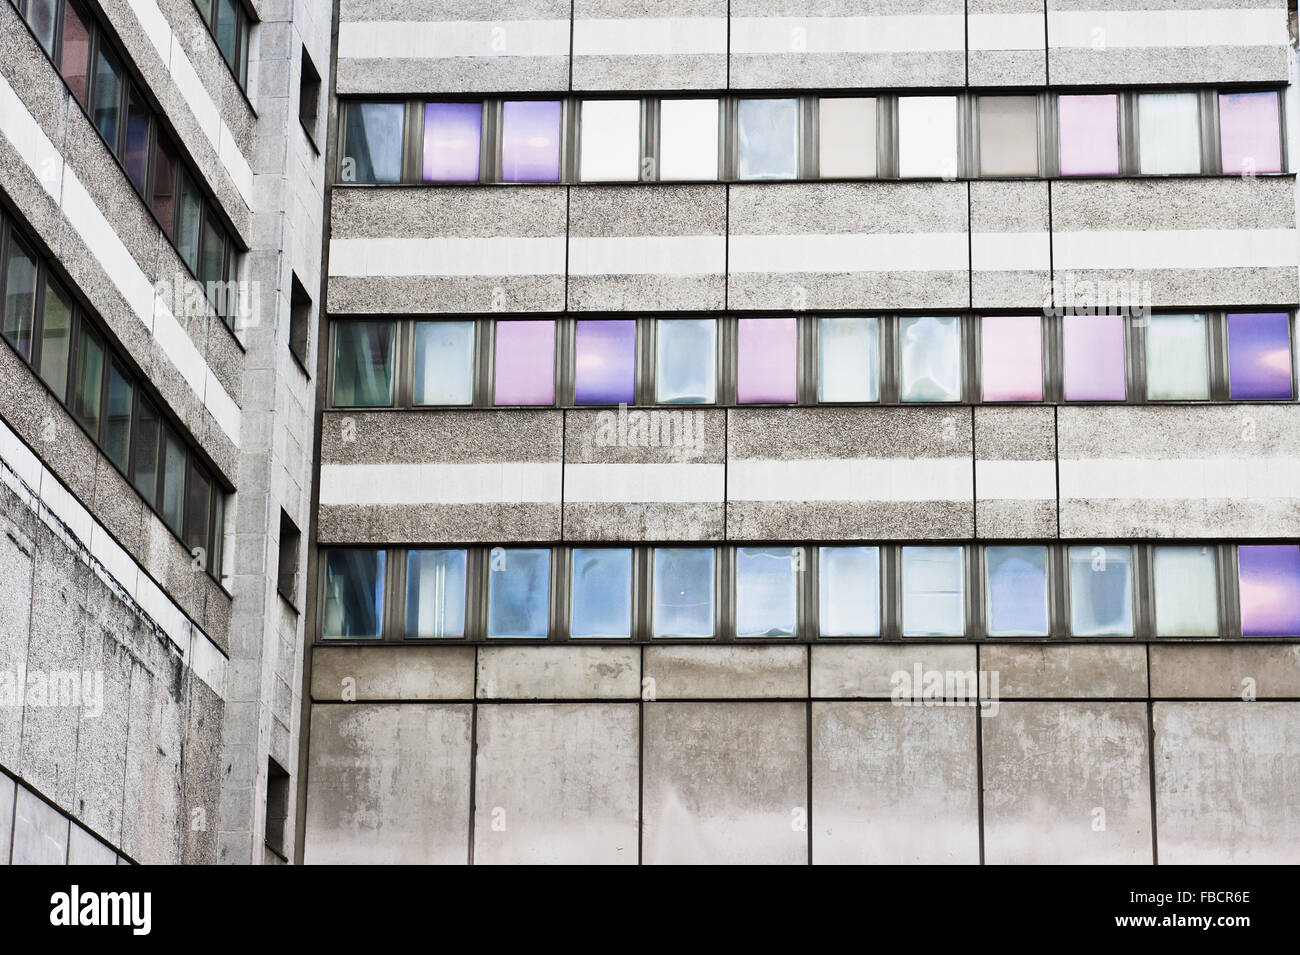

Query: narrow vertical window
[652,547,715,638]
[60,0,93,107]
[200,214,225,295]
[817,317,879,403]
[659,99,719,181]
[984,546,1050,637]
[124,86,152,193]
[655,318,716,404]
[570,548,633,638]
[215,0,240,70]
[901,546,965,636]
[1068,545,1133,636]
[574,319,636,406]
[736,317,797,404]
[26,0,59,55]
[493,320,555,406]
[72,323,104,435]
[2,234,38,360]
[405,549,468,638]
[1058,94,1120,176]
[91,44,125,150]
[160,430,186,533]
[131,397,161,503]
[981,315,1043,402]
[177,172,202,272]
[422,102,482,182]
[412,320,474,406]
[1137,92,1201,175]
[899,315,962,402]
[332,320,395,407]
[737,98,798,181]
[735,546,799,638]
[150,136,178,240]
[501,101,563,183]
[487,548,551,638]
[1219,91,1282,175]
[579,99,641,182]
[184,459,212,555]
[817,546,880,637]
[1227,312,1292,400]
[322,549,386,638]
[898,96,959,179]
[818,97,876,178]
[1145,314,1209,400]
[1152,546,1219,637]
[1063,314,1126,401]
[1237,545,1300,636]
[103,359,133,470]
[37,274,73,401]
[341,102,405,184]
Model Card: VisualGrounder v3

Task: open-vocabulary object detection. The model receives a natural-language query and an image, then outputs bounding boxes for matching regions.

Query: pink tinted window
[1063,315,1126,401]
[1238,545,1300,636]
[737,318,797,403]
[493,320,555,405]
[1058,94,1120,176]
[981,316,1043,401]
[1219,92,1282,175]
[423,102,482,182]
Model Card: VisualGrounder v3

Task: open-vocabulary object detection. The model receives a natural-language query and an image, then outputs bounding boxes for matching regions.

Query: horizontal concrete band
[968,13,1047,53]
[728,458,972,503]
[976,460,1057,502]
[573,18,728,56]
[328,237,566,277]
[568,236,726,276]
[1053,229,1298,270]
[1059,458,1300,500]
[564,463,725,503]
[729,16,966,54]
[319,462,563,506]
[0,72,241,447]
[337,20,573,59]
[1047,9,1287,50]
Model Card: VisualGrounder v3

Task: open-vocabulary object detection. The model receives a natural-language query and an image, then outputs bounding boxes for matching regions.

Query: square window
[1068,545,1133,636]
[1146,314,1209,400]
[818,546,880,637]
[659,99,719,180]
[978,96,1039,177]
[1227,312,1292,399]
[332,321,395,406]
[487,548,551,638]
[493,320,555,406]
[323,549,386,638]
[899,315,962,402]
[1138,92,1201,175]
[898,96,959,179]
[818,317,880,403]
[579,99,641,182]
[91,45,123,151]
[735,546,799,638]
[1219,91,1282,175]
[652,548,715,638]
[414,321,475,405]
[501,100,563,183]
[575,319,636,405]
[1063,314,1126,401]
[1058,94,1120,176]
[342,102,405,183]
[737,317,797,404]
[737,98,798,180]
[902,546,965,636]
[1237,545,1300,636]
[655,318,716,404]
[422,102,482,182]
[985,546,1049,637]
[981,315,1043,401]
[1152,546,1218,637]
[818,97,876,178]
[405,549,468,638]
[571,548,633,638]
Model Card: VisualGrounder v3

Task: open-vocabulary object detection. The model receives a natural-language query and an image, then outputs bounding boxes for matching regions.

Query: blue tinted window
[738,98,798,180]
[655,319,716,403]
[488,549,551,638]
[1069,546,1133,636]
[571,548,633,638]
[984,546,1049,636]
[736,547,798,637]
[652,548,715,638]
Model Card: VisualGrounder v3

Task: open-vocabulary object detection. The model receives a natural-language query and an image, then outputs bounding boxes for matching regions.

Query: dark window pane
[238,23,249,87]
[103,360,132,469]
[183,459,211,553]
[177,173,201,271]
[332,321,394,406]
[150,136,177,240]
[323,550,386,638]
[72,323,104,434]
[200,212,224,294]
[60,0,92,106]
[161,430,186,533]
[37,274,72,401]
[124,86,151,193]
[131,398,161,503]
[195,0,213,27]
[26,0,59,55]
[2,234,38,360]
[209,492,224,579]
[404,549,468,638]
[342,103,404,184]
[215,0,238,68]
[91,45,124,150]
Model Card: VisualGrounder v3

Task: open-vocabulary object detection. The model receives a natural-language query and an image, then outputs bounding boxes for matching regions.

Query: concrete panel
[179,672,222,866]
[1154,702,1300,864]
[971,181,1051,309]
[473,703,638,863]
[477,646,641,699]
[0,774,13,864]
[304,703,472,864]
[642,702,807,864]
[1150,644,1300,700]
[982,644,1148,698]
[982,702,1152,864]
[572,0,727,89]
[812,702,979,864]
[969,0,1047,85]
[312,646,477,700]
[120,652,185,865]
[67,822,118,864]
[644,646,807,699]
[974,406,1058,539]
[0,510,34,769]
[10,785,68,864]
[812,644,978,699]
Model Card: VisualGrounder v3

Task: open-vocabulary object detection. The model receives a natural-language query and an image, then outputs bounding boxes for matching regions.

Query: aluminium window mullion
[717,544,733,643]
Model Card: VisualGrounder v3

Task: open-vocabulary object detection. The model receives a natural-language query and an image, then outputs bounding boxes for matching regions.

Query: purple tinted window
[737,318,797,403]
[1063,315,1126,400]
[423,102,482,182]
[981,315,1043,401]
[1219,92,1282,175]
[1238,545,1300,636]
[1228,312,1292,399]
[501,101,562,182]
[575,320,636,405]
[494,320,555,405]
[1058,94,1119,176]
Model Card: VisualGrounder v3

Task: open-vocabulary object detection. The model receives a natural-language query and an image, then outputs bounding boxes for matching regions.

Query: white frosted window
[579,99,641,181]
[818,546,880,636]
[1153,546,1219,636]
[653,548,715,638]
[1069,546,1134,636]
[660,98,719,180]
[899,315,962,402]
[819,97,876,178]
[413,321,474,405]
[898,96,958,179]
[985,546,1050,637]
[735,547,799,638]
[818,317,880,402]
[1138,92,1202,175]
[902,546,965,636]
[656,318,716,403]
[738,98,798,180]
[1146,314,1210,400]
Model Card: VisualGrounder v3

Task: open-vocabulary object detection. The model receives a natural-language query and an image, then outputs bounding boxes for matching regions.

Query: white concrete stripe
[328,236,567,278]
[568,235,726,276]
[319,462,563,506]
[968,13,1046,52]
[564,463,725,503]
[972,232,1052,272]
[728,458,972,503]
[1048,9,1286,50]
[1053,228,1297,270]
[730,16,966,54]
[1060,458,1300,501]
[976,460,1057,502]
[573,17,728,56]
[337,20,571,59]
[728,232,969,274]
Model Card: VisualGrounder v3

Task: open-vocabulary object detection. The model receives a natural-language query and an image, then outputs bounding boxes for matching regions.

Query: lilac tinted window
[737,318,797,403]
[501,101,562,182]
[1227,312,1292,399]
[1063,315,1126,400]
[981,315,1043,401]
[494,320,555,405]
[423,102,482,182]
[575,320,636,405]
[1219,92,1282,175]
[1238,545,1300,636]
[1058,94,1119,176]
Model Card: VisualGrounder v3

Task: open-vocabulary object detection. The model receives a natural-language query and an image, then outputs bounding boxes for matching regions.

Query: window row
[10,0,242,326]
[338,88,1285,185]
[319,542,1300,642]
[191,0,252,90]
[0,207,225,578]
[328,311,1296,409]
